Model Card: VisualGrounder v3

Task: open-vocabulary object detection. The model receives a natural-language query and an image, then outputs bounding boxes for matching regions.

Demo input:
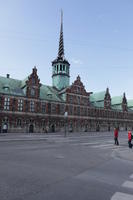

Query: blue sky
[0,0,133,98]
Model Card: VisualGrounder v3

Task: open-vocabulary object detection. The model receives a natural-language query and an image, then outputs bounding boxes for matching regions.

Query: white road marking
[111,192,133,200]
[122,181,133,189]
[92,144,115,148]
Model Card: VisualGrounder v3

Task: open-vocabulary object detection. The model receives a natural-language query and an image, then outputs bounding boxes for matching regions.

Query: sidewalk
[113,145,133,162]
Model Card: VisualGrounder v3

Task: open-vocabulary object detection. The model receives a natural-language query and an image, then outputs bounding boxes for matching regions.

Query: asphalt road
[0,131,133,200]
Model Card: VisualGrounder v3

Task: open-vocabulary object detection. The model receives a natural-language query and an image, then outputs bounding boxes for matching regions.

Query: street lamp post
[64,111,68,137]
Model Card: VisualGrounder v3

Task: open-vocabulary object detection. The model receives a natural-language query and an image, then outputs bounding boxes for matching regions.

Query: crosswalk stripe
[122,181,133,189]
[111,192,133,200]
[92,144,120,148]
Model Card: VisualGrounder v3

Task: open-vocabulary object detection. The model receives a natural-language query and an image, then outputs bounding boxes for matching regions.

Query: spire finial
[61,9,63,25]
[58,10,64,59]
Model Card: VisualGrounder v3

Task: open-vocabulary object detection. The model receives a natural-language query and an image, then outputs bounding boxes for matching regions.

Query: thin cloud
[71,58,83,65]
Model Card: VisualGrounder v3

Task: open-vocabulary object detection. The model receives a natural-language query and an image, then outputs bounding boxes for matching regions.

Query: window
[32,77,35,84]
[69,105,73,115]
[30,101,35,112]
[18,99,23,111]
[51,104,57,114]
[60,64,62,71]
[77,96,80,104]
[69,95,73,104]
[17,119,22,126]
[47,103,51,114]
[77,106,80,115]
[63,65,65,71]
[60,104,65,115]
[25,100,28,112]
[31,88,35,96]
[4,97,10,110]
[42,102,46,113]
[77,87,80,93]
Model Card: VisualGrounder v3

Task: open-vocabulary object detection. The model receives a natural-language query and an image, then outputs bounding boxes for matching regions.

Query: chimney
[7,74,10,78]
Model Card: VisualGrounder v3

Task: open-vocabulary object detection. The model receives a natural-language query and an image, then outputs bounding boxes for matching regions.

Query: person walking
[128,130,132,148]
[114,128,119,145]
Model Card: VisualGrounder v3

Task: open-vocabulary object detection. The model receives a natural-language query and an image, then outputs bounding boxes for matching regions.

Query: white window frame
[4,97,10,110]
[30,100,35,112]
[18,99,23,111]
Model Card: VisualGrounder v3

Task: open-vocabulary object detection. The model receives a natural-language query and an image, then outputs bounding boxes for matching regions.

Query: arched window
[17,119,22,126]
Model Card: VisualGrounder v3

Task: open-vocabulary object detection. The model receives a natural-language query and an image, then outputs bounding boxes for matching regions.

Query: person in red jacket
[114,128,119,145]
[128,130,132,148]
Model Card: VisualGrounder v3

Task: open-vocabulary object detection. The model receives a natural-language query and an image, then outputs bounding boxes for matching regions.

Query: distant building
[0,13,133,133]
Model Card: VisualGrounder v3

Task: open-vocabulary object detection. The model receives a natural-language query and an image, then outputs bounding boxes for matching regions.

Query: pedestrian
[2,123,7,133]
[114,128,119,145]
[128,130,132,148]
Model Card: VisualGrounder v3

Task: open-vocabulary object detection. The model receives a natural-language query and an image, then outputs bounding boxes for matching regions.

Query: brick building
[0,13,133,133]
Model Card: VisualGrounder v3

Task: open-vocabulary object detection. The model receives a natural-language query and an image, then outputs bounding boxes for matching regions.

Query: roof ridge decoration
[105,87,111,100]
[67,75,90,96]
[123,92,127,104]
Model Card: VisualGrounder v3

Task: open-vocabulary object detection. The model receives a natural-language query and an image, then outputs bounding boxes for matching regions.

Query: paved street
[0,131,133,200]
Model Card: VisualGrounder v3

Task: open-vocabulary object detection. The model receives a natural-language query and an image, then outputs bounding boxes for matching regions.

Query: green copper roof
[128,108,133,112]
[40,85,64,102]
[91,101,104,108]
[127,99,133,108]
[0,76,24,96]
[0,75,65,102]
[90,91,105,102]
[111,104,122,110]
[111,96,123,105]
[21,77,28,88]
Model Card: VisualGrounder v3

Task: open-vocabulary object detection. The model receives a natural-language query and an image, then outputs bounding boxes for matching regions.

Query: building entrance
[51,124,55,132]
[29,124,34,133]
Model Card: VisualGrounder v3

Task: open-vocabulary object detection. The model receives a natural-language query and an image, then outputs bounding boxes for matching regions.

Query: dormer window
[3,85,10,91]
[47,94,52,98]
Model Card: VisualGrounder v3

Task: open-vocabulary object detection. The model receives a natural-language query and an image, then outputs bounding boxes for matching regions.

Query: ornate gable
[122,92,127,112]
[66,76,91,106]
[26,67,41,98]
[66,75,89,96]
[104,88,111,109]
